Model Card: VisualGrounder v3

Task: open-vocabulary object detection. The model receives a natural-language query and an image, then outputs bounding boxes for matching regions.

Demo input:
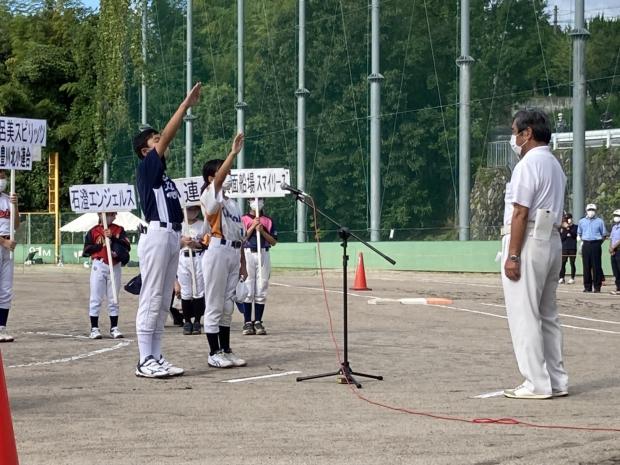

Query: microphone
[281,182,310,197]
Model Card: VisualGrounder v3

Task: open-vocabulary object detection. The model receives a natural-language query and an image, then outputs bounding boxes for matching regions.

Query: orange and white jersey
[0,193,12,236]
[200,185,245,242]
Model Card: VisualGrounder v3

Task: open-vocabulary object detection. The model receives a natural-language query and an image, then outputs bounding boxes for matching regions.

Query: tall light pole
[296,0,309,242]
[369,0,383,242]
[184,0,194,177]
[457,0,474,240]
[571,0,588,216]
[236,0,247,212]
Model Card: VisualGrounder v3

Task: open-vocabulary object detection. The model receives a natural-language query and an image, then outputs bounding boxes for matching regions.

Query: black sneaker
[242,322,255,335]
[193,322,202,334]
[254,321,267,335]
[183,322,193,335]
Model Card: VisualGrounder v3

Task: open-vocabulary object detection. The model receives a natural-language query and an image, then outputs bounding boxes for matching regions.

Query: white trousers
[501,230,568,395]
[89,260,122,317]
[0,247,14,309]
[136,226,181,362]
[243,249,271,304]
[177,251,205,299]
[202,242,239,333]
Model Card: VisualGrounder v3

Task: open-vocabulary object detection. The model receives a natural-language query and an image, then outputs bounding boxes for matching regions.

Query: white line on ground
[272,282,378,299]
[432,304,620,335]
[479,302,620,325]
[222,371,302,383]
[8,332,132,368]
[273,282,620,335]
[473,390,505,399]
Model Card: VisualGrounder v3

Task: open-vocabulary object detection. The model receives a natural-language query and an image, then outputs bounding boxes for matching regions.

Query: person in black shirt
[559,213,578,284]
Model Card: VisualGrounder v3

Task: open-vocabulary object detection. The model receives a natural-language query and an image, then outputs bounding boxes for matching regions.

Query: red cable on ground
[308,201,620,434]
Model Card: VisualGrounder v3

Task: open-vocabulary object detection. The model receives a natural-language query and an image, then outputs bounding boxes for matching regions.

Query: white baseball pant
[136,224,181,363]
[89,260,122,317]
[177,251,205,299]
[501,229,568,395]
[243,248,271,304]
[202,241,239,333]
[0,247,14,309]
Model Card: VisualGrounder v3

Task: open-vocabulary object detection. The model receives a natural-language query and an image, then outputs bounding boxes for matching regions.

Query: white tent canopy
[60,212,147,233]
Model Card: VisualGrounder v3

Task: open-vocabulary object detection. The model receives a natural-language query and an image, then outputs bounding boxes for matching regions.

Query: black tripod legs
[296,362,382,389]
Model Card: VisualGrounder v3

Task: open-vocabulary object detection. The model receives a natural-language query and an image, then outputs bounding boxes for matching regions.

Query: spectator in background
[577,204,607,293]
[609,209,620,295]
[559,213,578,284]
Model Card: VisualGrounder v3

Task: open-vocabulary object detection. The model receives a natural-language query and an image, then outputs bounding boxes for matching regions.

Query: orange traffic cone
[351,252,372,291]
[0,352,19,465]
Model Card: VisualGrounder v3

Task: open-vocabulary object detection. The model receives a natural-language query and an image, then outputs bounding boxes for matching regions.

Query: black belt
[164,222,182,231]
[582,239,602,243]
[246,247,268,253]
[182,250,204,257]
[214,238,242,248]
[148,221,182,231]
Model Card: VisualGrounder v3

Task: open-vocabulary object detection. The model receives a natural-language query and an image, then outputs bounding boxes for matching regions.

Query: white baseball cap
[586,203,597,211]
[613,209,620,216]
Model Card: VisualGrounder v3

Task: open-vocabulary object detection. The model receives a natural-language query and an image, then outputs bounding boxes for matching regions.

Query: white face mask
[509,134,526,157]
[221,174,233,191]
[567,218,572,224]
[614,216,620,223]
[0,179,6,192]
[586,210,595,219]
[249,200,264,212]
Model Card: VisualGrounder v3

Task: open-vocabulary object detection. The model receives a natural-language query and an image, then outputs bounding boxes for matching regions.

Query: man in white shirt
[501,109,569,400]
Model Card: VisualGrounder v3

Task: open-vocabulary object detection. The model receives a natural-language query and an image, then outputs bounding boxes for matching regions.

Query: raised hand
[184,82,202,108]
[231,133,244,155]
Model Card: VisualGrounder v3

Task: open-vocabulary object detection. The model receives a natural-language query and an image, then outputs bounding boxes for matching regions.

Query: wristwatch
[509,254,520,263]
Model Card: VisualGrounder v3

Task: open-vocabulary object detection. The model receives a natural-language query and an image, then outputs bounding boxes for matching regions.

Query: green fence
[15,241,613,276]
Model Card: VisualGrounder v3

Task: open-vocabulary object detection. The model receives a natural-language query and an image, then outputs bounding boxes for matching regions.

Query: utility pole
[571,0,589,216]
[185,0,194,177]
[296,0,309,242]
[457,0,474,240]
[369,0,383,242]
[141,0,148,127]
[236,0,247,212]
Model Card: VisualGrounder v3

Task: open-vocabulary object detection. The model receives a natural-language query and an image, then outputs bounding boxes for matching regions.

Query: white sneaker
[158,356,184,377]
[110,327,124,339]
[0,326,14,343]
[504,384,551,400]
[567,278,575,284]
[135,356,171,378]
[208,350,233,368]
[223,350,247,367]
[89,327,102,339]
[558,278,565,284]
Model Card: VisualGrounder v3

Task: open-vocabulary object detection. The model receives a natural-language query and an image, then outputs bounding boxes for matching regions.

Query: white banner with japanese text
[226,168,290,198]
[172,176,203,207]
[69,184,137,213]
[0,117,47,146]
[0,116,47,170]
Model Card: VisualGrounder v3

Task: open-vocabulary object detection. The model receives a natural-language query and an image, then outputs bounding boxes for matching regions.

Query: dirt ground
[1,264,619,465]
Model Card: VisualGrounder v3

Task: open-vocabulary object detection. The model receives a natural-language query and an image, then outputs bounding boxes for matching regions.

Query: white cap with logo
[586,203,597,211]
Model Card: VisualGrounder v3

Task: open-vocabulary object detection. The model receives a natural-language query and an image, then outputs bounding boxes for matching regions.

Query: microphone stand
[290,192,396,388]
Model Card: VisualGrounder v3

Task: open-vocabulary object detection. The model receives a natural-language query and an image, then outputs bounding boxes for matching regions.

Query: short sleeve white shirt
[503,145,566,226]
[200,185,245,242]
[182,219,204,241]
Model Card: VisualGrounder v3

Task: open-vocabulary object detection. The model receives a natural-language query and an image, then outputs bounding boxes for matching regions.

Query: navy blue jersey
[136,149,183,223]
